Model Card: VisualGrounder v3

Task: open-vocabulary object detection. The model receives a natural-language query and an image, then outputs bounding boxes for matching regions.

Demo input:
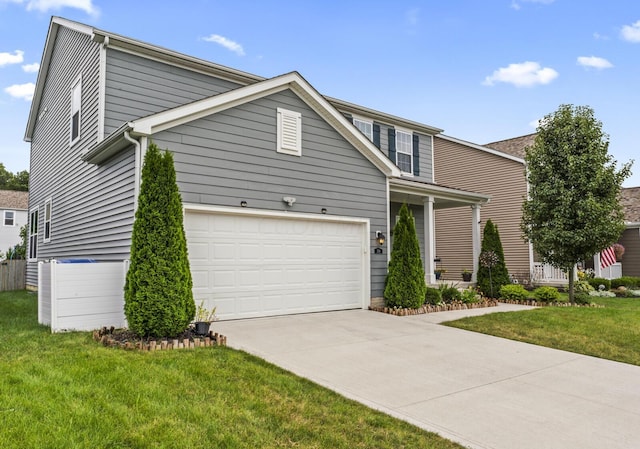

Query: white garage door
[185,209,368,320]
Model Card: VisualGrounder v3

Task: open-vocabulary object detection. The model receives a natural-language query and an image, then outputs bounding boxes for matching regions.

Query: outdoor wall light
[321,208,327,214]
[240,201,247,207]
[376,231,386,246]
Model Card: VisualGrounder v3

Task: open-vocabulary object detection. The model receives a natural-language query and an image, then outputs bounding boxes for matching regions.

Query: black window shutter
[373,123,381,149]
[388,128,396,163]
[345,114,353,124]
[412,134,420,176]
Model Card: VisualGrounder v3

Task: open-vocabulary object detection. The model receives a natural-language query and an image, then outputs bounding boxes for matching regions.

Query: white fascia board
[389,178,491,205]
[625,222,640,229]
[437,134,525,164]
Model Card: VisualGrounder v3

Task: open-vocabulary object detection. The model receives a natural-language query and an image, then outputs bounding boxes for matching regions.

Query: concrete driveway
[213,305,640,449]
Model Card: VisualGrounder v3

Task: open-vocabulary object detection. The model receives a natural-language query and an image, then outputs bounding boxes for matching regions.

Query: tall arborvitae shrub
[384,203,426,308]
[124,144,195,337]
[477,220,510,298]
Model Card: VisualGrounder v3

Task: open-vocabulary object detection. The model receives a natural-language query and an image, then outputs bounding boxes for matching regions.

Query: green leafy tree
[477,220,510,298]
[384,203,426,308]
[0,164,28,191]
[522,104,632,303]
[124,144,195,337]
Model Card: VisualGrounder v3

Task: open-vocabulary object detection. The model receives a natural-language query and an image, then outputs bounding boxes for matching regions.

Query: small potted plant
[434,268,446,280]
[461,269,472,282]
[193,300,217,336]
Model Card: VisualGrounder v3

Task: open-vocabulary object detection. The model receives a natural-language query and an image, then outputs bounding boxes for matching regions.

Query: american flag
[600,246,617,269]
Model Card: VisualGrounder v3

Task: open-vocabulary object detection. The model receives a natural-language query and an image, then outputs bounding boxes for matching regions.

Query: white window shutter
[277,108,302,156]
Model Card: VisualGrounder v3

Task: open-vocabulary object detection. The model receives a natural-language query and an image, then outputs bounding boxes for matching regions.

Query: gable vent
[277,107,302,156]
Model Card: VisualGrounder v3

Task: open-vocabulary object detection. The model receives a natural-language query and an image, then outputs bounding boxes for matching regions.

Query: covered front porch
[389,178,491,285]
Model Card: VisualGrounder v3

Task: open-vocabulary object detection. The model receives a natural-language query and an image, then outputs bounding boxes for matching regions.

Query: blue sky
[1,0,639,186]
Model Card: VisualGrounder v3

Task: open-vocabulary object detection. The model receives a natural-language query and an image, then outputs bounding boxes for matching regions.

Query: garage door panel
[185,211,366,320]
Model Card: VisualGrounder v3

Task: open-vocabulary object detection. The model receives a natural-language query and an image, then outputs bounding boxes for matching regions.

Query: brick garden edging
[93,326,228,350]
[500,299,605,308]
[370,299,500,316]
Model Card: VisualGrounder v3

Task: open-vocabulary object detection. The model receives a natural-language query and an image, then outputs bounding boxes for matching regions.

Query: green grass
[445,297,640,366]
[0,291,462,449]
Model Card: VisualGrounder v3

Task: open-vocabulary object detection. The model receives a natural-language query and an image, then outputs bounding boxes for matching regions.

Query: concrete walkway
[214,304,640,449]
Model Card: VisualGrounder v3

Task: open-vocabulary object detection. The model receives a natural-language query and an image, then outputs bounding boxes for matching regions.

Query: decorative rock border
[93,326,227,350]
[500,299,605,308]
[370,299,499,316]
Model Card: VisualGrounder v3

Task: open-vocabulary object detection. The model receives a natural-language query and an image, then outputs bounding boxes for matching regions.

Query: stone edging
[369,299,499,316]
[93,326,228,350]
[500,299,605,308]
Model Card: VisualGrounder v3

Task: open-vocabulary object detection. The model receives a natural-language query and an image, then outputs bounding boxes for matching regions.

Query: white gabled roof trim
[437,134,525,164]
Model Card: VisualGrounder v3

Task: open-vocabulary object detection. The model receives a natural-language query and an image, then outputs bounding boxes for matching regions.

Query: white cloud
[22,62,40,73]
[483,61,558,87]
[0,50,24,67]
[593,32,609,41]
[511,0,555,10]
[4,82,35,100]
[621,20,640,42]
[529,118,541,129]
[577,56,613,69]
[4,0,99,16]
[201,34,245,56]
[406,8,420,26]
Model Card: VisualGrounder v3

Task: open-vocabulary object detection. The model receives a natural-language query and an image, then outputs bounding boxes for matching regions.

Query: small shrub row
[499,284,529,301]
[611,277,640,289]
[587,277,611,291]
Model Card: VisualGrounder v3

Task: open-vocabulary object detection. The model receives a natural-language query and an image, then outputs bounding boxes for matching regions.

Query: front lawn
[0,291,462,449]
[444,297,640,366]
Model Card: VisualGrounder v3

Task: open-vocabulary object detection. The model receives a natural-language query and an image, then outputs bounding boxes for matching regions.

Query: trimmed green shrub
[477,220,510,298]
[499,284,529,301]
[425,287,442,305]
[124,144,195,338]
[574,293,593,305]
[384,204,426,309]
[588,277,611,291]
[440,286,462,303]
[575,280,595,293]
[611,277,640,289]
[533,286,560,302]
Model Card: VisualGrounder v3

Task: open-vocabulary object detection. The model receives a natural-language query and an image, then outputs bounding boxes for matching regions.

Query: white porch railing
[532,263,568,284]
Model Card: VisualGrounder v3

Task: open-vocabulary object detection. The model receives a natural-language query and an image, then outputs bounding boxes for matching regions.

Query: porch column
[593,253,602,278]
[471,204,482,282]
[424,196,436,285]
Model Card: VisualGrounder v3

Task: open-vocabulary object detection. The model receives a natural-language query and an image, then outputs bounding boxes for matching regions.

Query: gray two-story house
[25,17,489,322]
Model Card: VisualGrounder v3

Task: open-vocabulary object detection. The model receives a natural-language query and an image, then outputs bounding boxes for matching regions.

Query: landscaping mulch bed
[500,299,605,308]
[93,326,227,351]
[370,299,499,316]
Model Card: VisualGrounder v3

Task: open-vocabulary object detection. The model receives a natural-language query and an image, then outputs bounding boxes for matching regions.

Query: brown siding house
[620,187,640,277]
[434,135,531,282]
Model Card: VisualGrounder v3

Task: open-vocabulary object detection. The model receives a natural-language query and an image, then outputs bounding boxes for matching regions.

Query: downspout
[123,130,141,213]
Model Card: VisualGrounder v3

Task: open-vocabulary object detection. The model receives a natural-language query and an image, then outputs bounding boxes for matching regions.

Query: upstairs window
[44,199,52,243]
[396,130,413,174]
[276,107,302,156]
[353,117,373,141]
[29,208,38,260]
[4,211,15,226]
[70,76,82,144]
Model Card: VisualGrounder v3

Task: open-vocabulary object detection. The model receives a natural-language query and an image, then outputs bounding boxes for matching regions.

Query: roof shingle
[485,133,537,159]
[622,187,640,223]
[0,190,29,210]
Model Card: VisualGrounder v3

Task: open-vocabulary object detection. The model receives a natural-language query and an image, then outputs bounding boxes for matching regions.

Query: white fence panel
[38,260,128,332]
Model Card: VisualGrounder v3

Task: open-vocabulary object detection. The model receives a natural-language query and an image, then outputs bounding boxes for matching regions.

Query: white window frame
[44,199,52,243]
[29,207,38,260]
[3,210,15,226]
[276,107,302,157]
[395,128,413,175]
[353,116,373,141]
[70,75,82,145]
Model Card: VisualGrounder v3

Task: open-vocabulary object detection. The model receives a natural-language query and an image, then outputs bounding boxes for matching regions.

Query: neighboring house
[0,190,28,257]
[433,135,531,283]
[620,187,640,277]
[25,17,489,322]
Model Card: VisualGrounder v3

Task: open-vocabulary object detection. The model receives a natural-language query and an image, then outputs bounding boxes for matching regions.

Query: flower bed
[500,299,604,308]
[370,299,499,316]
[93,326,227,350]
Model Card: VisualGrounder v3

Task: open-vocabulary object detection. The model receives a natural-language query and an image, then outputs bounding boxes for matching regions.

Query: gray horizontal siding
[104,49,242,134]
[27,28,136,287]
[152,89,389,296]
